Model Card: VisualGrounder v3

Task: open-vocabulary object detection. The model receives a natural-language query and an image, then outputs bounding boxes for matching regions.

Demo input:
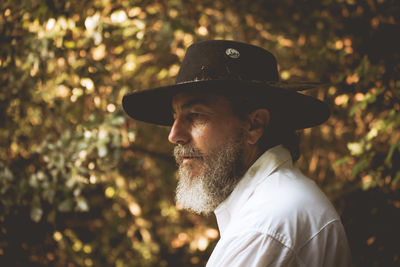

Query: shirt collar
[214,145,292,235]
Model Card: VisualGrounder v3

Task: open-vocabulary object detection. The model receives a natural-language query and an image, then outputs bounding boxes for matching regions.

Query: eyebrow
[172,97,213,114]
[181,98,212,109]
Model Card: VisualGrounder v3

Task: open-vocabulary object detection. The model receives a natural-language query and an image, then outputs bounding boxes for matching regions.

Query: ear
[246,109,270,145]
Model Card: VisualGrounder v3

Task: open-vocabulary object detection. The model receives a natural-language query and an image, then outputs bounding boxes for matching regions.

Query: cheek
[191,125,212,148]
[191,122,236,151]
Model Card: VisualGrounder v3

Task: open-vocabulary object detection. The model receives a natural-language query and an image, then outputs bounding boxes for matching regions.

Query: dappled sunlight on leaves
[0,0,399,266]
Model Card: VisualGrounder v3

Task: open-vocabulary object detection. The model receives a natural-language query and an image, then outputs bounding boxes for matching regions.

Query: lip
[182,156,201,164]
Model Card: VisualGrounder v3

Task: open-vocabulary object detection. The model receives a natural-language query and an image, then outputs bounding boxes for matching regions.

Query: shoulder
[230,165,340,249]
[259,165,337,214]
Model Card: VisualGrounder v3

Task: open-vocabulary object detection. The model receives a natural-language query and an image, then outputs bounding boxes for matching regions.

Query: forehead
[171,92,232,112]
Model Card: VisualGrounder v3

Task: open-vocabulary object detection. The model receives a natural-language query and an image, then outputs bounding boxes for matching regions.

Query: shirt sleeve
[206,231,298,267]
[297,220,352,267]
[206,220,352,267]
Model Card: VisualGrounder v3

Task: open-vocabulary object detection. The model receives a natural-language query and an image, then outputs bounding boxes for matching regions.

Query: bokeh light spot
[105,187,115,198]
[53,231,63,242]
[107,104,116,112]
[197,26,208,36]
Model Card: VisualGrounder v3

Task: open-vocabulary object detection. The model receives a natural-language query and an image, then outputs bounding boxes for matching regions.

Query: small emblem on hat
[225,48,240,58]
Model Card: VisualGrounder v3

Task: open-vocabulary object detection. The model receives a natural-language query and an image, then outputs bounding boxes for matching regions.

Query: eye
[187,112,204,122]
[189,112,200,118]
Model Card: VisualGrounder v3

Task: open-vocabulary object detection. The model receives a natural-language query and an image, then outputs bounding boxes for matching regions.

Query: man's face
[168,92,247,215]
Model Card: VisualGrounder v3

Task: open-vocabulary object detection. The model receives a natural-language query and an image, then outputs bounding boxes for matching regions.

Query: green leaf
[75,197,89,212]
[334,156,350,167]
[98,145,108,157]
[31,206,43,223]
[64,41,76,49]
[393,171,400,186]
[58,199,73,212]
[385,141,400,168]
[351,156,371,177]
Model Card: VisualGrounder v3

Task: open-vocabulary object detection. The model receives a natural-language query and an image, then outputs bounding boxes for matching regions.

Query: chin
[180,165,203,178]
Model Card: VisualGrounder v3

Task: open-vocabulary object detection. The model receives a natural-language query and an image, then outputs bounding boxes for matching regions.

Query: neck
[241,145,262,175]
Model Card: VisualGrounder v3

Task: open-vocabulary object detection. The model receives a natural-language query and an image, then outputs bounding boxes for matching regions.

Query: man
[122,40,352,266]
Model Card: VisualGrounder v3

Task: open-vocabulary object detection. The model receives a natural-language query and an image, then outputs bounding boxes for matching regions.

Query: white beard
[174,133,245,215]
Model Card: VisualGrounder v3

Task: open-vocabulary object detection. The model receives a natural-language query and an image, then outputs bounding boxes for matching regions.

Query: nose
[168,118,190,145]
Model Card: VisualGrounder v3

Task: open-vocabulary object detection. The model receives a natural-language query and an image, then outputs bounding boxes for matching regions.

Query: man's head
[169,92,271,214]
[122,40,330,214]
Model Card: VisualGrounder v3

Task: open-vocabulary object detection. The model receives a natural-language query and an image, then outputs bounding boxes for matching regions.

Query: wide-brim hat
[122,40,330,129]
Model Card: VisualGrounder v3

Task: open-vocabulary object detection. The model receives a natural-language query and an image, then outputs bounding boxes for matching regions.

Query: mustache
[173,145,204,164]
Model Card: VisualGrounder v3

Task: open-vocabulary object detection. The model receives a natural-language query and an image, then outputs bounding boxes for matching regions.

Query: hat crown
[176,40,279,84]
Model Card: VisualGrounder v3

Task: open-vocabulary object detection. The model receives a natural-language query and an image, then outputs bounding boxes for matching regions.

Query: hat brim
[122,80,330,130]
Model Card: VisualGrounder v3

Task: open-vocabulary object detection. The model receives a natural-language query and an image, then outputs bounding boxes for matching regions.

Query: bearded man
[122,40,352,266]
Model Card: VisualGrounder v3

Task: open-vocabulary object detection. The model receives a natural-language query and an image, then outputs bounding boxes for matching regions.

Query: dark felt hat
[122,40,330,129]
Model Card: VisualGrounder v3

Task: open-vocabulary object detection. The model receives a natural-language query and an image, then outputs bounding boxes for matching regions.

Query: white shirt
[206,145,352,267]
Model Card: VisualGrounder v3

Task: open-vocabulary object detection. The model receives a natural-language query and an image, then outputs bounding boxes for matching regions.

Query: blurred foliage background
[0,0,399,266]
